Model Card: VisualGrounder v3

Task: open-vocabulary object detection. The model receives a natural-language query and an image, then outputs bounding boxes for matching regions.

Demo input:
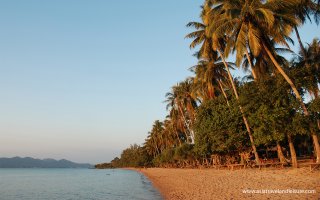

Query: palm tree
[168,108,189,143]
[144,120,165,158]
[241,42,293,80]
[185,3,217,61]
[293,38,320,132]
[294,38,320,97]
[145,132,157,158]
[209,0,320,162]
[190,59,230,105]
[292,0,320,57]
[165,79,198,143]
[186,3,232,104]
[163,118,182,147]
[291,2,320,121]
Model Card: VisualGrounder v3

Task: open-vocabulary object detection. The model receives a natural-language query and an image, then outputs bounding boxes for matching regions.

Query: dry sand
[135,168,320,200]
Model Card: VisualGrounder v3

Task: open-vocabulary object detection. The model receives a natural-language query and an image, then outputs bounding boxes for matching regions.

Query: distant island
[0,157,93,168]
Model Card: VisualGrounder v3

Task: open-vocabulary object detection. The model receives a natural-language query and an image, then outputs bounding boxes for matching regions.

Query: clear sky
[0,1,319,164]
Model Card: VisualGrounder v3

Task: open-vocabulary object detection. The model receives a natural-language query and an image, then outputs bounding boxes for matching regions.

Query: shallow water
[0,168,162,200]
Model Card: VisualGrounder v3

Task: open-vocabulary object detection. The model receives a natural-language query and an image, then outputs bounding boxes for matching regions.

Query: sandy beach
[136,168,320,200]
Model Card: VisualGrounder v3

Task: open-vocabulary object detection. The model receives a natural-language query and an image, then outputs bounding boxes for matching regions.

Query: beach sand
[136,168,320,200]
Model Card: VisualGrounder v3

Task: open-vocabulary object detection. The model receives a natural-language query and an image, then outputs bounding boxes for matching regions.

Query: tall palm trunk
[217,48,260,164]
[294,26,307,57]
[177,104,194,143]
[245,48,257,80]
[218,79,230,106]
[263,42,320,163]
[287,134,298,168]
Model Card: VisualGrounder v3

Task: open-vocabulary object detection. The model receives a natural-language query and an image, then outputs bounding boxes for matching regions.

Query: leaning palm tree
[209,0,320,162]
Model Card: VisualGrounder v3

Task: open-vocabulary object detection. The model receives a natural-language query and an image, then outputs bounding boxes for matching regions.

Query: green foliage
[174,143,195,160]
[95,162,114,169]
[104,144,152,168]
[309,98,320,134]
[153,148,175,167]
[310,98,320,113]
[194,96,249,156]
[239,77,310,145]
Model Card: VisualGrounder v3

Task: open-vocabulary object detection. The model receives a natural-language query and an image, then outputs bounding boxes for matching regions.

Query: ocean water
[0,168,162,200]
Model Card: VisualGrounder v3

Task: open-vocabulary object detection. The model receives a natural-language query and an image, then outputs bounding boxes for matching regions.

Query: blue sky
[0,1,319,164]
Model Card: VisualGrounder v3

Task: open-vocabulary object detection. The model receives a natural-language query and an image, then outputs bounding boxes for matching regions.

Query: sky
[0,1,319,164]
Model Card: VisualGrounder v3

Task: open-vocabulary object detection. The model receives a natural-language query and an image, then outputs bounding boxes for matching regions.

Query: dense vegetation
[96,0,320,169]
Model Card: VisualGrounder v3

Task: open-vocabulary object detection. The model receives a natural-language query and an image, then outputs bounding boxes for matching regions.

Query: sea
[0,168,162,200]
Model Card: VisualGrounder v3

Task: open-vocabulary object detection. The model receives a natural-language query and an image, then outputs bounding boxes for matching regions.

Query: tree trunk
[239,153,245,165]
[288,134,298,168]
[178,103,194,143]
[294,26,307,57]
[218,80,230,106]
[245,48,257,80]
[276,141,287,163]
[262,42,320,163]
[217,48,260,164]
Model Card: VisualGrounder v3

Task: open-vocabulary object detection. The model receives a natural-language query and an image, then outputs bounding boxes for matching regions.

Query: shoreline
[129,167,320,200]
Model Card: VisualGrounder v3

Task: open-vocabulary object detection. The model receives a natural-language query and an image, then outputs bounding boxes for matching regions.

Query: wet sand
[136,168,320,200]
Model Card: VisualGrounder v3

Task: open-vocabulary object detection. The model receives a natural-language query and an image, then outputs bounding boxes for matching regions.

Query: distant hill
[0,157,93,168]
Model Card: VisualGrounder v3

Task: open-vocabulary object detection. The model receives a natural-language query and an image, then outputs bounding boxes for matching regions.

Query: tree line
[96,0,320,169]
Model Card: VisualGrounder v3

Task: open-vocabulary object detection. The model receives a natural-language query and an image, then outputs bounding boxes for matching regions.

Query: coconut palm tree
[168,108,189,143]
[292,0,320,57]
[185,3,217,61]
[165,80,198,143]
[293,38,320,132]
[241,42,293,80]
[294,38,320,97]
[190,59,231,104]
[291,1,320,109]
[144,120,165,158]
[163,118,182,147]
